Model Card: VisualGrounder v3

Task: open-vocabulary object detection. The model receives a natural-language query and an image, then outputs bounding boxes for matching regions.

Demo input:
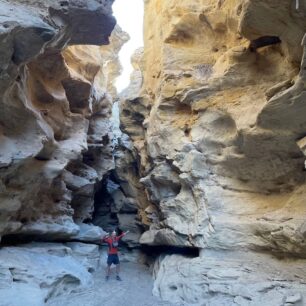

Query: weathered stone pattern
[0,0,130,304]
[120,0,306,304]
[0,0,126,242]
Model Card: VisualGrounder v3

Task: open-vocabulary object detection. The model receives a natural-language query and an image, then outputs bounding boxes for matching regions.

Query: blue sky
[113,0,144,92]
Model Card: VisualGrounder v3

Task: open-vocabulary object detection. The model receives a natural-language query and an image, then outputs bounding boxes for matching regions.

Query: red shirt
[103,233,125,254]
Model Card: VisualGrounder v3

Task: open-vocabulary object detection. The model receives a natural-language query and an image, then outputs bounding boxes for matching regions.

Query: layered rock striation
[0,1,129,304]
[0,0,126,242]
[120,0,306,304]
[3,0,306,304]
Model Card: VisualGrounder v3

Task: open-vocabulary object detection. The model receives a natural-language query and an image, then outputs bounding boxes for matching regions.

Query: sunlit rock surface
[120,0,306,303]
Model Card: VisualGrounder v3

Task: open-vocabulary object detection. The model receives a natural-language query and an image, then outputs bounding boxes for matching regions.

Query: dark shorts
[107,254,120,265]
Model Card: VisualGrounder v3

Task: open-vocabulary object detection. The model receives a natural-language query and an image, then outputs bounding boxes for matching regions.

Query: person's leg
[116,263,120,276]
[106,255,112,280]
[115,255,121,280]
[106,264,111,276]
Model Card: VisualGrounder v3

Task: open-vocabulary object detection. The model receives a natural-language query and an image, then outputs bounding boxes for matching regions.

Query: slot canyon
[1,0,306,305]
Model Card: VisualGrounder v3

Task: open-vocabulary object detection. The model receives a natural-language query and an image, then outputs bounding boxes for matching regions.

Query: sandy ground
[46,262,186,306]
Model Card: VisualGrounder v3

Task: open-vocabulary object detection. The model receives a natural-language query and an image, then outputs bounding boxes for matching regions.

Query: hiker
[102,230,129,281]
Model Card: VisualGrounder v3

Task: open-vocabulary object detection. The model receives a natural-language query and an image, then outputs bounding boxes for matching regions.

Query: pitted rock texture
[0,243,98,306]
[153,251,306,305]
[119,0,306,304]
[0,0,126,241]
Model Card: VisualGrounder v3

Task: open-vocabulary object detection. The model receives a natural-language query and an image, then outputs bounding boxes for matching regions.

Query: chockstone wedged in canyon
[2,0,306,305]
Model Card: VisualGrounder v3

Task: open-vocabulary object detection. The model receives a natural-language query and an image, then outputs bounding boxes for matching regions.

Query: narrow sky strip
[113,0,144,92]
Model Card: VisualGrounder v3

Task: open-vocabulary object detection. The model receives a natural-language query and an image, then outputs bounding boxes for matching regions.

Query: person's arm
[117,231,129,240]
[102,234,110,243]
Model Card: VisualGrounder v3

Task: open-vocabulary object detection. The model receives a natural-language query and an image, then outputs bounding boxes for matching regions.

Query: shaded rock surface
[46,261,186,306]
[153,251,306,305]
[0,243,96,306]
[1,244,172,306]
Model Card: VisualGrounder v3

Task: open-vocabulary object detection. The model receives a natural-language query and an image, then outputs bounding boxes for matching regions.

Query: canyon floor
[46,261,185,306]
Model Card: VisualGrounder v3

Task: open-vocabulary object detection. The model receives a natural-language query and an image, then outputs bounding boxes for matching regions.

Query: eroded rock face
[0,0,130,303]
[153,251,306,305]
[120,0,306,303]
[0,0,127,241]
[0,242,99,305]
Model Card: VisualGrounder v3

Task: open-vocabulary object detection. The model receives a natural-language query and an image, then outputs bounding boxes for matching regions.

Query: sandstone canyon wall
[2,0,306,305]
[120,0,306,304]
[0,0,124,242]
[0,1,129,304]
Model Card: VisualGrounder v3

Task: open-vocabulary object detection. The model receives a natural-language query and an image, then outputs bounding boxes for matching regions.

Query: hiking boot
[105,275,109,281]
[116,275,122,281]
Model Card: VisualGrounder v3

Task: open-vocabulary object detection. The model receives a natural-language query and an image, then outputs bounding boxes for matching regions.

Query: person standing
[102,230,129,281]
